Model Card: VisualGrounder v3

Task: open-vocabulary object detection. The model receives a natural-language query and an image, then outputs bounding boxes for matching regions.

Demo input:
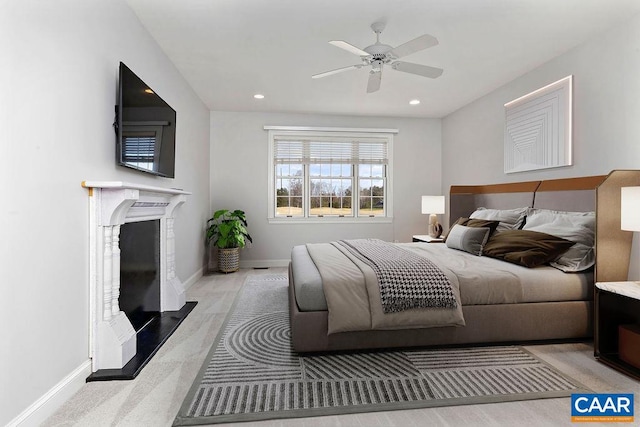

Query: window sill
[268,217,393,224]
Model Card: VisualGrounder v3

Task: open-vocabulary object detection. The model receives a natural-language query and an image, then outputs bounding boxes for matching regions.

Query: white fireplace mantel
[82,181,191,371]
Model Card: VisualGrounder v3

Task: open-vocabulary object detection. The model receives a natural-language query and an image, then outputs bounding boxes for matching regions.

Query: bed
[288,171,640,353]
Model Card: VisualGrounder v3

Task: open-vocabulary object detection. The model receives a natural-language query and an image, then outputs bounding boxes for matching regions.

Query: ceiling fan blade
[367,69,382,93]
[390,34,438,59]
[329,40,370,57]
[391,61,443,78]
[312,64,362,79]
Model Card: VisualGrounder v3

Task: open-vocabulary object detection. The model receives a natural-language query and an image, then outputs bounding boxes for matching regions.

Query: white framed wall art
[504,75,573,174]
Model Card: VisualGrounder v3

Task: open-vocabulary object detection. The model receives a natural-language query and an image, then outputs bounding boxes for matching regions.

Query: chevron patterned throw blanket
[337,239,457,313]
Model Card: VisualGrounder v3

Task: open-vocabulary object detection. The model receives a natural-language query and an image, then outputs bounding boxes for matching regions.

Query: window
[267,127,395,223]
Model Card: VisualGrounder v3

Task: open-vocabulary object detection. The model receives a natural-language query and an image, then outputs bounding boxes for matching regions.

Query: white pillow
[469,207,528,232]
[445,224,491,256]
[524,208,595,230]
[523,209,595,272]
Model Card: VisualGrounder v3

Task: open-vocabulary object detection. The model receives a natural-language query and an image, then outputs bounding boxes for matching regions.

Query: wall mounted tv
[115,62,176,178]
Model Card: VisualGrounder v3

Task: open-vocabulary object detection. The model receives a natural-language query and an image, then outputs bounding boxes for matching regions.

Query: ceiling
[125,0,640,118]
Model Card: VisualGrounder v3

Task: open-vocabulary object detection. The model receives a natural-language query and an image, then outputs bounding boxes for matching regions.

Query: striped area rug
[174,274,588,425]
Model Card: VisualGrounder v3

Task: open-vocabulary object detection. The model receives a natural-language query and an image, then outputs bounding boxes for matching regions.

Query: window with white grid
[267,128,394,223]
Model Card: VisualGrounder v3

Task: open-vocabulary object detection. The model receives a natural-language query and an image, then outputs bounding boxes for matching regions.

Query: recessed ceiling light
[409,99,420,105]
[144,88,154,94]
[254,94,265,99]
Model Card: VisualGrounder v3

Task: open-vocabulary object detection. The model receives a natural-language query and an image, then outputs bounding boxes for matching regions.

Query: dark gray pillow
[445,224,491,256]
[443,217,500,242]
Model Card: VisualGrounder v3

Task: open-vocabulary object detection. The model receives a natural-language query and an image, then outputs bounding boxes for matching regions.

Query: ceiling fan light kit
[313,22,443,93]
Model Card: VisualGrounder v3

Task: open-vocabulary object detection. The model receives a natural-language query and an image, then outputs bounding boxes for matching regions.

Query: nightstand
[412,235,444,243]
[595,281,640,380]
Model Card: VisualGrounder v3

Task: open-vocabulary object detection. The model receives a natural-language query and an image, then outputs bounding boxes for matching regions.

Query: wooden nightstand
[412,235,444,243]
[595,281,640,380]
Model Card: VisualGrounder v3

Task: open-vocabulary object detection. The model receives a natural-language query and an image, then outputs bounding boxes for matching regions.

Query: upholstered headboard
[449,171,640,283]
[534,176,605,212]
[449,180,538,224]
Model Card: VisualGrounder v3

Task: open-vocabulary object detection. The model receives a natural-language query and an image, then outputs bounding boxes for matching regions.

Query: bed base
[289,264,592,353]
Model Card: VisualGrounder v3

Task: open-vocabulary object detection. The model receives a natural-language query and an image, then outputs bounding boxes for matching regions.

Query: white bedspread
[302,242,592,334]
[306,242,466,334]
[398,243,592,305]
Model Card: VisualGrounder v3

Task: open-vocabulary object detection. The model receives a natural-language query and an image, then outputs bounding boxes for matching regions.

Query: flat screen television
[115,62,176,178]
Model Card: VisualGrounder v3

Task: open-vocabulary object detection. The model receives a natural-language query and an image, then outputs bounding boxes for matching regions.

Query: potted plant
[206,209,253,273]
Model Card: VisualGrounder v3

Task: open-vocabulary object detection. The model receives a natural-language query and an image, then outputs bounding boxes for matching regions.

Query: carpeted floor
[174,274,589,426]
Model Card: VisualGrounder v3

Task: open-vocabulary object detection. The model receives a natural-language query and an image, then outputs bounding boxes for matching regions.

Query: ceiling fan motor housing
[363,45,395,64]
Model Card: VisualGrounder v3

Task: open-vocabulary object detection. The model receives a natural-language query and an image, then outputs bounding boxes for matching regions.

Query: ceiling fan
[312,22,443,93]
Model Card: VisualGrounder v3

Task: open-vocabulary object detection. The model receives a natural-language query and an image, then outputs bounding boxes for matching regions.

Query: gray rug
[174,274,588,425]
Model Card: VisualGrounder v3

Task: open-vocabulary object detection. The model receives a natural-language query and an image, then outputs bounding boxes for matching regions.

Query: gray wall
[210,112,441,265]
[442,13,640,189]
[0,1,210,424]
[441,12,640,278]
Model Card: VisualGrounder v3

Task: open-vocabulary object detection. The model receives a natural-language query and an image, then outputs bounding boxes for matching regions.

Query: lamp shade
[421,195,445,215]
[621,186,640,231]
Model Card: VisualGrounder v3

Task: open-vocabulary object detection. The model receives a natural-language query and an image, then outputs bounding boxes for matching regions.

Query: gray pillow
[523,209,595,272]
[445,224,491,256]
[469,207,528,232]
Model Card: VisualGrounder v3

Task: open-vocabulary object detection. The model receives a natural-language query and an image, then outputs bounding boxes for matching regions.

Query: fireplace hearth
[82,181,194,380]
[86,301,196,381]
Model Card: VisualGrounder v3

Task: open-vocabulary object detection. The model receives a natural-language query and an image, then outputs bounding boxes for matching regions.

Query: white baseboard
[239,259,290,269]
[7,360,92,427]
[183,266,204,291]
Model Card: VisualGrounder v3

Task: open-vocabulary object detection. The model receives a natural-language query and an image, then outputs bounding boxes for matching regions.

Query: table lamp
[621,187,640,231]
[421,195,445,238]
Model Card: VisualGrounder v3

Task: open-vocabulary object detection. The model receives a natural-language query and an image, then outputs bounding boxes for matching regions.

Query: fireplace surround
[82,181,192,375]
